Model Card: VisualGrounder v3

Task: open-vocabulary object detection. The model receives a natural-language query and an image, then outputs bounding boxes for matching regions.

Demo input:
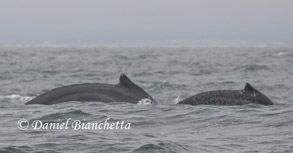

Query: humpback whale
[178,83,273,106]
[25,74,156,105]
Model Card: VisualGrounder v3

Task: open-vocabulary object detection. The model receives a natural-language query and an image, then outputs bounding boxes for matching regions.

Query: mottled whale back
[25,74,156,105]
[178,83,274,106]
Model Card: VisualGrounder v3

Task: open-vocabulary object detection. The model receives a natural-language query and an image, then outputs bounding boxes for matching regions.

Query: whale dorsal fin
[244,83,255,92]
[119,74,139,89]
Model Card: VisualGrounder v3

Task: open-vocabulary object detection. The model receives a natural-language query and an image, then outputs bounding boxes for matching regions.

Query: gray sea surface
[0,47,292,153]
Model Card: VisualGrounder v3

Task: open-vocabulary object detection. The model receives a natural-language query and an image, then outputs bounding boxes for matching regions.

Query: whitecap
[0,94,33,102]
[137,98,153,105]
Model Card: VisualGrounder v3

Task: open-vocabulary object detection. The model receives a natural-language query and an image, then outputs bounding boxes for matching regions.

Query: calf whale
[178,83,273,106]
[25,74,156,105]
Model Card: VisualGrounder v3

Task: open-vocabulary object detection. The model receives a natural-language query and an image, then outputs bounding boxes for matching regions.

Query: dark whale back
[118,74,152,99]
[243,83,274,105]
[25,74,156,105]
[178,83,273,106]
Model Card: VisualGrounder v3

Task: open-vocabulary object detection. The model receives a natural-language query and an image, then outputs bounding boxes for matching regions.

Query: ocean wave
[131,142,190,153]
[0,146,50,153]
[35,110,92,121]
[233,64,270,72]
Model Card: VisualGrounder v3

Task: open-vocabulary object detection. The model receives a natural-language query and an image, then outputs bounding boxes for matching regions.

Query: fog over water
[0,0,293,44]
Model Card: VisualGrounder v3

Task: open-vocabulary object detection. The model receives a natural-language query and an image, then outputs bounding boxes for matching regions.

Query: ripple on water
[233,64,270,72]
[131,142,191,153]
[34,110,92,121]
[0,146,57,153]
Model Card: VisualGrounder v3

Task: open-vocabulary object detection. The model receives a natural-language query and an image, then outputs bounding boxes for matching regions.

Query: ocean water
[0,47,292,153]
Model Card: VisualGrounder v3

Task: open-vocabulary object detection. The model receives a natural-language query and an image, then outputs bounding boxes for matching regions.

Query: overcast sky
[0,0,292,44]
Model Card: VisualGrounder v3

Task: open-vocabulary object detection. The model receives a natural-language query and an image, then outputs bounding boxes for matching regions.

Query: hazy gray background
[0,0,292,45]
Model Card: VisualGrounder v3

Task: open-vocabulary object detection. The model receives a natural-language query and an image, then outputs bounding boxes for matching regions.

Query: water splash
[0,94,33,102]
[173,96,180,104]
[137,98,153,105]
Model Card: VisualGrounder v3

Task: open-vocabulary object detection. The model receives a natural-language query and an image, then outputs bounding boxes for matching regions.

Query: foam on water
[137,98,153,105]
[0,94,33,102]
